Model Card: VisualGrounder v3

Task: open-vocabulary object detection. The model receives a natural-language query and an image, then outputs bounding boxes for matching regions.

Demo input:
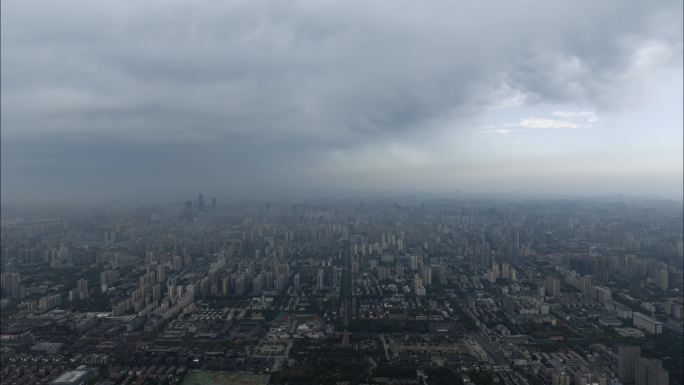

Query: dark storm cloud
[1,132,332,203]
[1,0,682,203]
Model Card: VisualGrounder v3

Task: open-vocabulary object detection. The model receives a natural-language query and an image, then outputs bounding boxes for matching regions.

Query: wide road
[470,333,506,365]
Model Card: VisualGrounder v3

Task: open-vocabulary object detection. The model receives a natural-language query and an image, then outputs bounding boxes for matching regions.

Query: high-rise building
[552,371,571,385]
[173,255,183,271]
[77,279,89,300]
[486,268,497,283]
[68,289,78,302]
[618,345,641,383]
[537,286,546,297]
[153,283,161,302]
[263,271,274,290]
[198,193,205,211]
[316,269,324,290]
[502,295,516,313]
[409,255,420,271]
[395,262,405,277]
[413,274,423,292]
[222,276,230,297]
[579,275,592,297]
[656,269,668,291]
[234,273,245,296]
[593,285,612,302]
[501,263,510,280]
[293,273,300,292]
[1,272,25,300]
[635,357,669,385]
[521,245,530,257]
[544,276,560,297]
[276,274,285,292]
[431,264,446,284]
[413,274,426,296]
[157,264,166,284]
[100,270,111,293]
[421,265,432,286]
[252,274,262,296]
[333,266,343,288]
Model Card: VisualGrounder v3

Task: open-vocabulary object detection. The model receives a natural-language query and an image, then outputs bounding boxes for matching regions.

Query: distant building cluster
[1,196,682,384]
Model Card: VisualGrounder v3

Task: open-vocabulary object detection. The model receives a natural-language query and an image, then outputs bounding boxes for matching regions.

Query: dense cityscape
[2,0,683,383]
[1,195,682,385]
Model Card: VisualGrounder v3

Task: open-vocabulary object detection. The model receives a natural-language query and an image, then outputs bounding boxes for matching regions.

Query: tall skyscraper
[198,193,205,211]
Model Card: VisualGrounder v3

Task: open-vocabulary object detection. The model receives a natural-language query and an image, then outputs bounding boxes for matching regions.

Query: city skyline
[1,2,683,384]
[1,196,682,384]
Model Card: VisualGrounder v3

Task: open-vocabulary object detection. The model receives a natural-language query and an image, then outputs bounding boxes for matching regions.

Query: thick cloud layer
[2,0,682,203]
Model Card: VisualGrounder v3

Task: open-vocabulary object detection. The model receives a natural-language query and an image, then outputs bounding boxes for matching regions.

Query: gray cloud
[1,0,682,203]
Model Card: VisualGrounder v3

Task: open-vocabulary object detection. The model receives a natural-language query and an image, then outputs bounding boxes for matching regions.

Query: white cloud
[480,128,526,134]
[631,40,677,71]
[506,111,600,129]
[552,110,599,123]
[511,117,583,129]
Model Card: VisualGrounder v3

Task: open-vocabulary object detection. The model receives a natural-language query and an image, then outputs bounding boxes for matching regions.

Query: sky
[1,0,683,204]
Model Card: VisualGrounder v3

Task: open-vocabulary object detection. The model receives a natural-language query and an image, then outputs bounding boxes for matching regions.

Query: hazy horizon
[2,0,682,205]
[2,187,683,213]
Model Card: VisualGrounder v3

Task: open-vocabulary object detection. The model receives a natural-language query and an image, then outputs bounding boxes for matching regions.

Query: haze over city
[2,2,684,385]
[2,0,683,204]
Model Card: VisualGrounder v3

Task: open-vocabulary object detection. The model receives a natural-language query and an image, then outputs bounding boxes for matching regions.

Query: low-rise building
[632,312,663,335]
